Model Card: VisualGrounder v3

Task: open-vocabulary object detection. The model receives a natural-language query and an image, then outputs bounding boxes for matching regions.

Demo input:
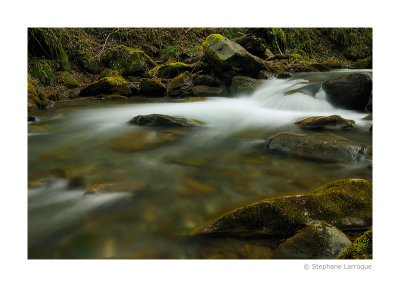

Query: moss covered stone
[76,52,102,74]
[139,78,166,97]
[274,222,351,259]
[337,229,372,259]
[148,62,192,79]
[80,76,132,96]
[103,45,156,77]
[28,79,50,111]
[199,178,372,237]
[103,94,128,100]
[266,132,367,162]
[167,71,194,98]
[202,34,266,81]
[294,115,355,130]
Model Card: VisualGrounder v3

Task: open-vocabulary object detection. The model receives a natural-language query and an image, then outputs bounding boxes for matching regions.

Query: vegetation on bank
[27,28,372,111]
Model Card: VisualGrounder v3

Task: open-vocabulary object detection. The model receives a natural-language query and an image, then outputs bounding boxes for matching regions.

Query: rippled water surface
[28,70,372,258]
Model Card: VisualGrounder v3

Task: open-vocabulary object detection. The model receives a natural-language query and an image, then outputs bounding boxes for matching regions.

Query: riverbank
[28,28,372,112]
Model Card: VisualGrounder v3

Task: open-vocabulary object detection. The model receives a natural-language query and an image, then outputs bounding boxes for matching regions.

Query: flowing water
[28,70,372,259]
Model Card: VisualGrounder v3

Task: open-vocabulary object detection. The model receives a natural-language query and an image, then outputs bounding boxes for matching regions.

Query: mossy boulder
[199,178,372,237]
[266,132,367,162]
[79,76,132,97]
[322,73,372,111]
[355,57,372,69]
[230,76,263,95]
[337,229,372,259]
[148,62,192,79]
[62,72,79,89]
[102,94,128,100]
[202,34,266,81]
[274,222,351,259]
[102,45,156,77]
[28,80,50,111]
[129,114,202,127]
[167,71,194,98]
[233,33,269,59]
[76,53,102,74]
[294,115,355,130]
[139,78,166,97]
[192,85,225,97]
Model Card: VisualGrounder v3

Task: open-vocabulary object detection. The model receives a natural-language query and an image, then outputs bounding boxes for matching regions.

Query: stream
[28,70,372,259]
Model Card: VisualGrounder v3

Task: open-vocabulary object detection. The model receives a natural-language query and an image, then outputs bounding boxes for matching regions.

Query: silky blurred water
[28,70,372,259]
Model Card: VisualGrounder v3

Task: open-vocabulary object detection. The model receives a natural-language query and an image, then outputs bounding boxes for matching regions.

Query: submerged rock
[230,76,262,95]
[166,71,194,98]
[295,115,355,130]
[199,178,372,237]
[202,34,265,81]
[265,132,367,162]
[86,181,147,194]
[80,76,132,97]
[337,229,372,259]
[108,129,185,152]
[139,78,166,97]
[322,73,372,111]
[274,222,351,259]
[129,114,202,127]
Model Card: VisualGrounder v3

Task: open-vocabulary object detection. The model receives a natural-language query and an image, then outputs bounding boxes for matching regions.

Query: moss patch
[102,45,156,77]
[337,229,372,259]
[80,76,131,96]
[199,179,372,237]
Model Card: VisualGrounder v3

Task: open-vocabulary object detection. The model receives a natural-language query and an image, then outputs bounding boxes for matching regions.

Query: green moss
[169,71,193,90]
[63,73,79,88]
[80,75,131,96]
[100,68,120,78]
[200,179,372,237]
[148,62,191,78]
[337,229,372,259]
[290,53,303,59]
[28,79,49,111]
[202,34,226,51]
[103,45,156,77]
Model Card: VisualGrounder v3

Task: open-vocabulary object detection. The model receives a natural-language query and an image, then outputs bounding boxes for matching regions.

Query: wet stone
[129,114,203,127]
[86,181,147,194]
[294,115,355,130]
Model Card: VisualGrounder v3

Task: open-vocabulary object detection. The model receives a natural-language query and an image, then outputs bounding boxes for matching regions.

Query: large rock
[192,85,225,97]
[80,76,132,96]
[202,34,266,81]
[265,132,367,162]
[199,178,372,237]
[139,78,166,97]
[148,62,192,79]
[166,71,194,98]
[193,75,221,87]
[295,115,355,130]
[129,114,202,127]
[322,73,372,111]
[233,34,269,59]
[230,76,263,95]
[274,222,352,259]
[337,229,372,259]
[102,45,156,77]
